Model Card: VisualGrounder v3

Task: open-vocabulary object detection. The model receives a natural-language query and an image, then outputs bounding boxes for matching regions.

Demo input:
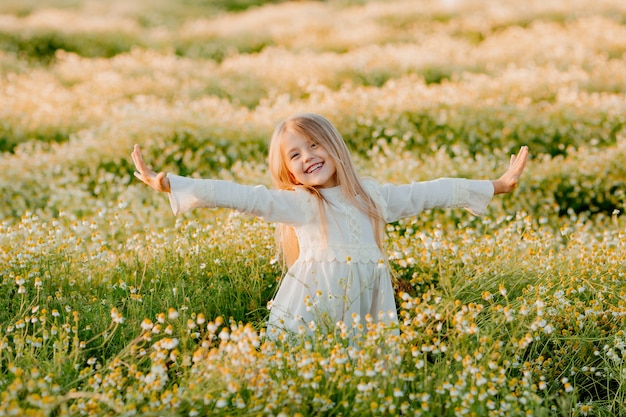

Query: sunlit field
[1,0,626,415]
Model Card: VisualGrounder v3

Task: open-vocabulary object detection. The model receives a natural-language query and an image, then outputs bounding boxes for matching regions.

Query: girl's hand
[492,145,529,195]
[131,144,171,193]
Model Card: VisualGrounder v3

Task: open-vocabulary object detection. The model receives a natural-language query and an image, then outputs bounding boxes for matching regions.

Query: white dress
[166,175,494,338]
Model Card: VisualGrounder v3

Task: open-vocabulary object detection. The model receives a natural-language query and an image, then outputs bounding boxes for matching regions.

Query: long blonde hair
[268,113,384,266]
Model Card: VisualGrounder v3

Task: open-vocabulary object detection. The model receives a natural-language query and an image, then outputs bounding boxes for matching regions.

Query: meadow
[1,0,626,415]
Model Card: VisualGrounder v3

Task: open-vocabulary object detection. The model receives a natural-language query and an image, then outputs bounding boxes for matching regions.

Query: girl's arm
[131,144,312,225]
[377,146,529,221]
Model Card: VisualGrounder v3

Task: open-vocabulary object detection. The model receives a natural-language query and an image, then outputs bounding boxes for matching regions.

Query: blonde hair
[268,113,384,266]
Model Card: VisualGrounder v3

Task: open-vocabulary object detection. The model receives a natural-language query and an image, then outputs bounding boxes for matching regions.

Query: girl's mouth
[305,162,323,174]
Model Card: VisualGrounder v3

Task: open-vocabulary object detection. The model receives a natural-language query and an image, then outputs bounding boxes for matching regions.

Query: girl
[132,113,528,339]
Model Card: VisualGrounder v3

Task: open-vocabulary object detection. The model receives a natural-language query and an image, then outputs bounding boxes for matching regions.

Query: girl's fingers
[517,146,529,171]
[511,146,528,179]
[132,145,156,179]
[132,145,169,191]
[132,146,152,185]
[132,147,145,171]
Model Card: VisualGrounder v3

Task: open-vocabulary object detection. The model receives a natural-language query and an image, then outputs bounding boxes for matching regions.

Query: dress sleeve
[377,178,494,223]
[166,174,313,225]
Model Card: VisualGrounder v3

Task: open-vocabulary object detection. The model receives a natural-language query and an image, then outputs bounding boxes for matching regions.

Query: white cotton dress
[166,175,494,338]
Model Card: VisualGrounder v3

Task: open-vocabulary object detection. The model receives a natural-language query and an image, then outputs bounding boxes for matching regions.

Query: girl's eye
[290,153,299,160]
[311,143,318,148]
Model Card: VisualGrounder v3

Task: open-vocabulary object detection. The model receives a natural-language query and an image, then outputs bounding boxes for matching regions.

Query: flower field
[1,0,626,415]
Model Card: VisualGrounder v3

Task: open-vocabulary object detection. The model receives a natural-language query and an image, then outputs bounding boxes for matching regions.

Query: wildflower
[110,307,124,324]
[234,397,246,409]
[141,319,154,331]
[561,377,574,392]
[579,403,592,416]
[499,284,507,297]
[161,338,179,350]
[168,308,179,320]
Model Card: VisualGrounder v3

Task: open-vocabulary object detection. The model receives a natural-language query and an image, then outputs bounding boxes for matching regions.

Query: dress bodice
[294,186,384,263]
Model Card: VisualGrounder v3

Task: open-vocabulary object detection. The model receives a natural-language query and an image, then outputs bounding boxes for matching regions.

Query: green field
[1,0,626,415]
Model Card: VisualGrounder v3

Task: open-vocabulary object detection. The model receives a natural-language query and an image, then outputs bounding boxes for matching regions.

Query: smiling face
[282,129,338,189]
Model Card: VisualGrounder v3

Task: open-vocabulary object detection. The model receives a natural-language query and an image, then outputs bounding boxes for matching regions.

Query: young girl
[132,113,528,339]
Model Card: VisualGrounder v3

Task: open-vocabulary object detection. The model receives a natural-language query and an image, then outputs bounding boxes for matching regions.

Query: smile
[305,162,324,174]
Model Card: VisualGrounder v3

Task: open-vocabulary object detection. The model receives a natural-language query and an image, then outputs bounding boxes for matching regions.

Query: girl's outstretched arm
[131,144,171,193]
[492,145,529,195]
